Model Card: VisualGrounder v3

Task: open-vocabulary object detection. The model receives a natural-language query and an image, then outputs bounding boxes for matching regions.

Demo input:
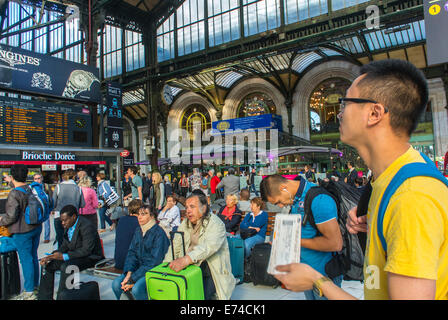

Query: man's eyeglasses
[34,177,42,181]
[338,98,388,113]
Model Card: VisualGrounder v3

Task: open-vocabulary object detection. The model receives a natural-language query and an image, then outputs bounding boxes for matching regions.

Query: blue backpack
[15,182,51,225]
[377,152,448,254]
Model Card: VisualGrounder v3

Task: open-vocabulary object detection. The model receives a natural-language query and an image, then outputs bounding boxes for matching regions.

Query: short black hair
[10,164,28,183]
[259,174,288,202]
[139,204,158,219]
[60,205,78,217]
[127,166,138,175]
[191,189,205,197]
[228,168,235,175]
[358,59,429,137]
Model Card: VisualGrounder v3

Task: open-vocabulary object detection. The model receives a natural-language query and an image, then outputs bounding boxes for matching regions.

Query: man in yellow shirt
[274,59,448,300]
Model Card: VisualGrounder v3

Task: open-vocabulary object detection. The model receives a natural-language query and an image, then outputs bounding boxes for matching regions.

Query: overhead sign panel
[424,0,448,65]
[105,82,123,149]
[0,96,92,147]
[212,114,283,134]
[0,43,101,103]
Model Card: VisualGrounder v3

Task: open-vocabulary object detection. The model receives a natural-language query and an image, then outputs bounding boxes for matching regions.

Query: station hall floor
[32,215,364,300]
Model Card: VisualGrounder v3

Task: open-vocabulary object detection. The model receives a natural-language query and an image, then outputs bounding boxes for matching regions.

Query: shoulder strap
[295,176,307,199]
[377,153,448,254]
[15,186,29,194]
[302,186,325,234]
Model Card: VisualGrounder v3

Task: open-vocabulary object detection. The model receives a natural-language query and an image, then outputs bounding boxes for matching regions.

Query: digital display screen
[0,96,92,147]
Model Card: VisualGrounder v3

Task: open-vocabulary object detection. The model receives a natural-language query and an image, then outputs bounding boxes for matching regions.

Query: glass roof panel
[123,89,145,106]
[362,20,426,52]
[291,51,322,73]
[215,71,244,88]
[319,48,343,56]
[352,36,363,53]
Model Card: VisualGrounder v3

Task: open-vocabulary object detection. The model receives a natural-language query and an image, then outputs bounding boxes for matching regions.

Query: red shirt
[210,176,220,194]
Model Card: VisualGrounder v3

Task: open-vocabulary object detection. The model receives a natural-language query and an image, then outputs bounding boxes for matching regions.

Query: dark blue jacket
[114,215,139,270]
[123,223,170,282]
[239,211,268,239]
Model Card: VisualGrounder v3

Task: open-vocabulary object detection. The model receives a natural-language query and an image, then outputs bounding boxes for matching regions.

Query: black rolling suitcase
[247,243,280,288]
[58,281,100,300]
[0,250,21,300]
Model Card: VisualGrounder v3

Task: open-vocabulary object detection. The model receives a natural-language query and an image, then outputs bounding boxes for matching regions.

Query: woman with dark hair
[112,204,169,300]
[237,197,268,257]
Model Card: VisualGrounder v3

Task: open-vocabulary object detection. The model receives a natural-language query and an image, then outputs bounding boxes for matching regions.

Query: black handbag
[239,228,257,240]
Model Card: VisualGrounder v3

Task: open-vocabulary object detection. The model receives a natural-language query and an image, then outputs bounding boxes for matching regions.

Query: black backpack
[142,178,151,198]
[303,180,364,281]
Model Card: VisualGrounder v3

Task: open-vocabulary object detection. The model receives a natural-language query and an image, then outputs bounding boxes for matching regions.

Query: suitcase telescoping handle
[169,231,187,260]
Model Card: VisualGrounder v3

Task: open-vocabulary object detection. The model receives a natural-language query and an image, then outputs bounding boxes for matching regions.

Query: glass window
[243,0,280,37]
[157,15,175,62]
[102,25,123,78]
[180,105,212,140]
[331,0,370,11]
[237,93,276,118]
[125,30,145,71]
[177,0,205,57]
[309,78,351,136]
[208,0,240,47]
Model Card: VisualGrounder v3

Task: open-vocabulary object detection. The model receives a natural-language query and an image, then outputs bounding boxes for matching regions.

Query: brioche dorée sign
[21,151,76,161]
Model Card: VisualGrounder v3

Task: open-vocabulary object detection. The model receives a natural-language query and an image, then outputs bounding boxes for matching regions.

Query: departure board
[0,96,92,147]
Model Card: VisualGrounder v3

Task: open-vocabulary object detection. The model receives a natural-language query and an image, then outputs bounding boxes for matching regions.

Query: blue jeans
[98,207,113,230]
[304,275,343,300]
[236,234,265,258]
[43,218,50,241]
[112,274,148,300]
[249,184,259,196]
[12,225,42,292]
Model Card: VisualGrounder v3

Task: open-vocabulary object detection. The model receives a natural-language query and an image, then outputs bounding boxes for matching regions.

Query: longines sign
[21,151,76,161]
[0,49,41,66]
[0,43,101,103]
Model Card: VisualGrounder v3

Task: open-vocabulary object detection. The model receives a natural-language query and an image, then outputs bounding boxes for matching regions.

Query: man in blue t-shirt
[127,166,143,200]
[260,174,343,300]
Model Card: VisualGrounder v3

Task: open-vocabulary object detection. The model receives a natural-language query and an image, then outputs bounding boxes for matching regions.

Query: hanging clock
[161,84,174,105]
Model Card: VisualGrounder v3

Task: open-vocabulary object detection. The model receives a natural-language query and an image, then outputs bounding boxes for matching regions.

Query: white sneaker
[11,291,37,300]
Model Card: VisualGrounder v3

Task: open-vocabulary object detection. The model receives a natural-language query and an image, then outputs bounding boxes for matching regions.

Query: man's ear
[367,103,387,127]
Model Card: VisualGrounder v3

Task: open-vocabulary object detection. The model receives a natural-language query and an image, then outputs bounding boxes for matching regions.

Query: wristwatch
[312,276,331,297]
[62,70,99,98]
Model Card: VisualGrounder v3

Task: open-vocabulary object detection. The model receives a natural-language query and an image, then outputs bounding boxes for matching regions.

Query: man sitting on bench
[38,205,104,300]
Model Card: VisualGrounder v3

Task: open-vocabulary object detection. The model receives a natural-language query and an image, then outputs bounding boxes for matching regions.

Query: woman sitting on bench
[112,205,169,300]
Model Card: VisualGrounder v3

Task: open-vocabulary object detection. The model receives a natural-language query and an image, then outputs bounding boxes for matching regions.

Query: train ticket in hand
[268,214,302,275]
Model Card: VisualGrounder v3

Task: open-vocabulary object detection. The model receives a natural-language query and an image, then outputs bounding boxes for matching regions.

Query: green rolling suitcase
[146,231,204,300]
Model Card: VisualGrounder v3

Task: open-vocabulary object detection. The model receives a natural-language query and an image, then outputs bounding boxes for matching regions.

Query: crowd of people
[0,59,447,301]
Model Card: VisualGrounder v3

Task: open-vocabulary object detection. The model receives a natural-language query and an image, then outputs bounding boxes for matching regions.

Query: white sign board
[42,164,57,171]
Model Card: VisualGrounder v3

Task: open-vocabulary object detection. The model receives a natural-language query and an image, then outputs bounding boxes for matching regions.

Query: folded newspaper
[268,214,302,275]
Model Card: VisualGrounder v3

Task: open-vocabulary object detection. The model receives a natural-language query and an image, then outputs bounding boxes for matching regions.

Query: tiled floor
[32,215,364,300]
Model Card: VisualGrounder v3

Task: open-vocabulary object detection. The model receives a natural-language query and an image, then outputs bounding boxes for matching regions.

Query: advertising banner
[0,43,101,103]
[212,114,283,134]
